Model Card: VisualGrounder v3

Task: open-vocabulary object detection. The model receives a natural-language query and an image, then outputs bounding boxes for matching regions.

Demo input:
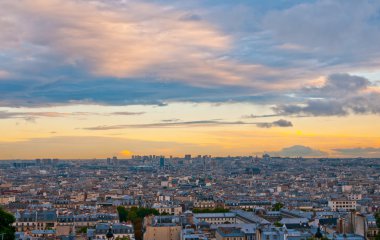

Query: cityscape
[0,155,379,240]
[1,0,380,240]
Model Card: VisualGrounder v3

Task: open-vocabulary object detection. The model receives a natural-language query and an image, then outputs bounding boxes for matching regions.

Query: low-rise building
[181,228,208,240]
[0,195,16,205]
[87,223,135,240]
[153,203,183,215]
[216,227,245,240]
[144,215,182,240]
[14,210,57,232]
[328,199,357,211]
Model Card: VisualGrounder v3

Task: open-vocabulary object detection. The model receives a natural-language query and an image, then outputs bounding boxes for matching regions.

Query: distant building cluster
[0,155,379,240]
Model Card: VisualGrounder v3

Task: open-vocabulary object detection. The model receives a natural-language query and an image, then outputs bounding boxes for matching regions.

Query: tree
[274,221,283,227]
[117,206,128,222]
[78,226,88,234]
[272,202,284,211]
[116,207,160,240]
[0,207,15,240]
[375,212,380,228]
[133,218,143,240]
[128,211,138,222]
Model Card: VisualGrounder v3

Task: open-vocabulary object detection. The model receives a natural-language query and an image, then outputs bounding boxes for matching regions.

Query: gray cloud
[242,114,281,119]
[256,119,293,128]
[110,112,145,116]
[0,110,144,121]
[274,100,348,116]
[273,73,380,116]
[179,13,202,22]
[161,119,181,122]
[83,120,249,130]
[263,1,380,67]
[333,147,380,157]
[0,1,380,110]
[303,74,371,98]
[83,119,293,130]
[0,111,72,120]
[270,145,327,157]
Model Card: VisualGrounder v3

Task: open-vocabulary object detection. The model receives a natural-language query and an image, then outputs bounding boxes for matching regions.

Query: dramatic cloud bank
[273,74,380,116]
[0,0,380,109]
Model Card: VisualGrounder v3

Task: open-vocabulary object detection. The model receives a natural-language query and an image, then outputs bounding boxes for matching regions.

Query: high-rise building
[112,156,118,165]
[160,157,165,168]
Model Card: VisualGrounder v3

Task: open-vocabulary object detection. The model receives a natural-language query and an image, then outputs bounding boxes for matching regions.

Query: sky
[1,0,380,159]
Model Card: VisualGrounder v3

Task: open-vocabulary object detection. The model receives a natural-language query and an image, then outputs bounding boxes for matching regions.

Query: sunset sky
[1,0,380,159]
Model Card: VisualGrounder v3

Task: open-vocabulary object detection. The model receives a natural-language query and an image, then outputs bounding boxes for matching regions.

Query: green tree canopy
[117,206,129,222]
[274,221,283,227]
[272,202,284,211]
[0,207,15,240]
[375,212,380,228]
[116,207,160,240]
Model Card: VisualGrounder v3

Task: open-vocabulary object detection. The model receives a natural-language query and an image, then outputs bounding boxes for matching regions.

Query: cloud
[0,111,71,120]
[0,0,352,109]
[273,73,380,116]
[270,145,327,157]
[256,119,293,128]
[0,110,144,121]
[1,0,380,109]
[179,13,202,22]
[161,119,181,122]
[303,74,372,98]
[83,119,293,130]
[263,0,380,67]
[0,76,296,107]
[0,0,278,88]
[333,147,380,157]
[274,100,349,116]
[242,114,281,119]
[110,112,145,116]
[0,70,10,79]
[83,120,249,130]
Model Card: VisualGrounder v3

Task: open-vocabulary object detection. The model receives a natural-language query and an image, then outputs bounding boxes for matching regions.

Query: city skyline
[1,0,380,159]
